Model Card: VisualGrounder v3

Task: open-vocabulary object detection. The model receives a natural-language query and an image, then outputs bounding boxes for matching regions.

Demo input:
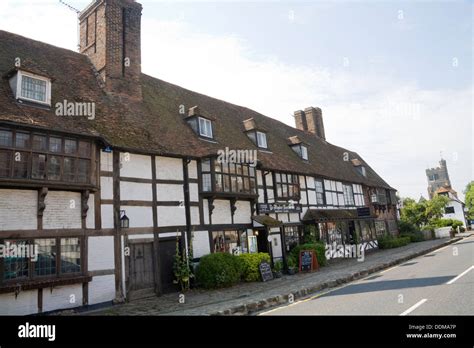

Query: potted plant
[286,256,297,275]
[273,260,283,278]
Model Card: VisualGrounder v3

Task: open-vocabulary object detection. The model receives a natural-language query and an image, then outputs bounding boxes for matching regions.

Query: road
[260,235,474,315]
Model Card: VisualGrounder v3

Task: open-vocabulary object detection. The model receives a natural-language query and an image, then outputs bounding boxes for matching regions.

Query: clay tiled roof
[0,30,394,190]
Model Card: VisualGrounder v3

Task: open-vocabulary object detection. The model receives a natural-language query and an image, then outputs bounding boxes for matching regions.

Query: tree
[400,195,449,228]
[464,181,474,220]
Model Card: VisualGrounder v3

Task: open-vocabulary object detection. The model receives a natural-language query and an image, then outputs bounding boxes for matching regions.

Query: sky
[1,0,472,200]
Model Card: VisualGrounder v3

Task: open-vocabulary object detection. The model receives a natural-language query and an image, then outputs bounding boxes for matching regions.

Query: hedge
[377,236,410,249]
[238,253,271,282]
[195,252,242,289]
[400,231,424,243]
[289,242,327,268]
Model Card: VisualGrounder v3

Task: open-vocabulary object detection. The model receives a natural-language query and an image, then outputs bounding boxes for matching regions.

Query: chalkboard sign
[299,250,319,272]
[259,261,274,282]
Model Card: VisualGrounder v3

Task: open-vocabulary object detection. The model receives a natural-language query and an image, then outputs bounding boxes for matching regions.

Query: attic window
[291,143,308,161]
[10,71,52,106]
[198,117,213,138]
[357,166,366,177]
[256,131,267,149]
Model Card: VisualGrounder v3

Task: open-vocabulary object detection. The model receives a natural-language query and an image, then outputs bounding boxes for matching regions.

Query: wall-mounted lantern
[120,210,129,229]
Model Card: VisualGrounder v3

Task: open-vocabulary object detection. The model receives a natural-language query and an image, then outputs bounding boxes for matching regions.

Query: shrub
[398,220,419,235]
[431,218,463,229]
[273,260,283,272]
[460,226,466,232]
[289,242,327,268]
[377,236,410,249]
[238,252,271,282]
[195,253,242,289]
[400,231,425,243]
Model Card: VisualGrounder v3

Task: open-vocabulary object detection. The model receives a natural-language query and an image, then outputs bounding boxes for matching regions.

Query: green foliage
[377,236,410,249]
[464,181,474,220]
[289,242,327,268]
[400,231,424,243]
[173,237,193,292]
[430,218,463,229]
[303,224,319,243]
[273,260,283,273]
[195,253,241,289]
[400,195,449,228]
[398,220,419,235]
[238,253,271,282]
[286,255,296,269]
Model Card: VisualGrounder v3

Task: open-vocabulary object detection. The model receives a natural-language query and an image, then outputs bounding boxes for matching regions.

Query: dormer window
[256,131,267,149]
[288,136,308,161]
[198,117,213,138]
[185,106,215,140]
[8,70,52,106]
[351,159,366,177]
[357,166,366,177]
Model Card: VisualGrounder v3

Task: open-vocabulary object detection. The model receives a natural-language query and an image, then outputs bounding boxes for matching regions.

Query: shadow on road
[319,276,453,297]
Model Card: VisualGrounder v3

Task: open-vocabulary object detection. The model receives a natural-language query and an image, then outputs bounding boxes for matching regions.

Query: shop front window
[212,230,249,255]
[375,220,387,237]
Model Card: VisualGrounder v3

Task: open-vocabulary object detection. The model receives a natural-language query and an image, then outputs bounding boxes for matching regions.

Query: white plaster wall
[121,206,153,228]
[100,151,113,172]
[0,290,37,315]
[267,189,274,203]
[203,200,210,225]
[443,200,466,227]
[157,206,186,227]
[43,191,81,229]
[257,170,263,185]
[188,160,198,179]
[157,183,183,201]
[289,213,300,223]
[120,182,152,201]
[279,214,289,223]
[191,206,200,225]
[258,189,265,203]
[100,176,113,199]
[192,231,210,258]
[43,284,82,312]
[300,176,306,189]
[0,189,37,230]
[88,236,114,271]
[160,232,181,238]
[88,274,115,305]
[189,183,199,202]
[233,201,252,224]
[86,193,95,229]
[120,153,152,179]
[128,233,154,240]
[156,156,183,180]
[212,200,232,224]
[101,204,114,229]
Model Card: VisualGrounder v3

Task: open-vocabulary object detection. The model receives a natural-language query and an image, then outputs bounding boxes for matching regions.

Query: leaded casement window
[324,180,344,206]
[212,230,249,254]
[353,184,365,206]
[0,128,92,184]
[359,220,374,242]
[375,220,387,237]
[201,158,256,195]
[198,117,213,138]
[275,172,300,200]
[284,226,301,252]
[256,131,268,149]
[314,179,325,205]
[375,188,388,205]
[1,237,82,281]
[343,184,355,206]
[9,71,52,106]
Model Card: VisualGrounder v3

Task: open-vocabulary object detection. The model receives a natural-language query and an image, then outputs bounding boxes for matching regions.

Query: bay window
[0,128,92,184]
[324,180,344,206]
[275,172,300,200]
[201,158,256,195]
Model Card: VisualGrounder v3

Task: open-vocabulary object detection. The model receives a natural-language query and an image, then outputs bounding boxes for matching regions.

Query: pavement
[82,233,472,316]
[261,234,474,315]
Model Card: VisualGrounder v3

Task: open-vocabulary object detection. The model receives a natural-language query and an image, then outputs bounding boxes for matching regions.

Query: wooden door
[129,242,155,294]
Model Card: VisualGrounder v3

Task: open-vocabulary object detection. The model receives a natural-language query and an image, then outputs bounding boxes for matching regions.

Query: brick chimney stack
[79,0,142,100]
[293,107,326,140]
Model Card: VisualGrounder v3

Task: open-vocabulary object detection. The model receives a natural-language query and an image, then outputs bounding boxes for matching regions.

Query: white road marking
[400,299,427,316]
[446,265,474,285]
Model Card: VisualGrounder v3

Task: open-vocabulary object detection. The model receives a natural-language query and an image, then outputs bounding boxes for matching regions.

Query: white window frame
[256,131,267,149]
[15,71,51,106]
[198,117,213,138]
[300,145,308,160]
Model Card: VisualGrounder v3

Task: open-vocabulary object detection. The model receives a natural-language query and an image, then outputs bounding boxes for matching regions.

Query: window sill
[0,275,92,294]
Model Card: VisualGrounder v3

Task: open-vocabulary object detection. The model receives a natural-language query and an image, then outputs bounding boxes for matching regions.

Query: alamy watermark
[217,146,257,166]
[325,242,365,262]
[55,99,95,120]
[0,242,38,262]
